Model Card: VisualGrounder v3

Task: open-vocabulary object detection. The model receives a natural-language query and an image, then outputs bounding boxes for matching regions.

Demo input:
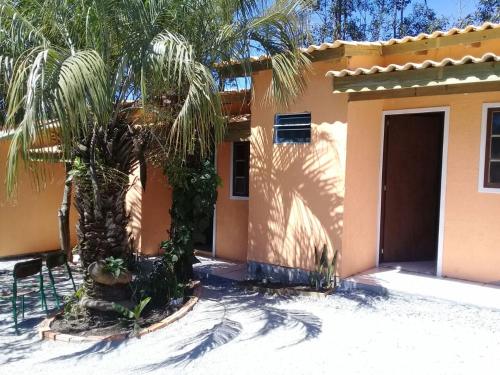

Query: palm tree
[0,0,309,311]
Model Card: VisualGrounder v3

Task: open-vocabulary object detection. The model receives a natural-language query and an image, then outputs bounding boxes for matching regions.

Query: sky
[428,0,478,21]
[228,0,485,90]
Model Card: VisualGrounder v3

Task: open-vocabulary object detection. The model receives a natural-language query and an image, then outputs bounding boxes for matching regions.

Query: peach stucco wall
[248,61,347,271]
[341,92,500,283]
[214,142,249,261]
[0,140,77,257]
[127,164,172,256]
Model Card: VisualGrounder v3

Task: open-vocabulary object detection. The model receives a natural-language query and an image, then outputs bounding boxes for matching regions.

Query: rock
[88,261,132,286]
[80,297,135,312]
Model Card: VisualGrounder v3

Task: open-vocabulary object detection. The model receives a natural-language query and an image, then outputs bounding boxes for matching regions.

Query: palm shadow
[335,290,389,310]
[136,281,322,372]
[44,340,126,362]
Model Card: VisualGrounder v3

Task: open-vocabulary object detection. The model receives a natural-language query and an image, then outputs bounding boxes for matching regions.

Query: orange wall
[248,61,347,271]
[0,140,77,257]
[215,142,248,261]
[127,164,172,256]
[141,166,172,255]
[341,92,500,283]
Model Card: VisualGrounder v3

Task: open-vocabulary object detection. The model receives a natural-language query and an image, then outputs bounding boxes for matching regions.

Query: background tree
[309,0,499,44]
[402,2,449,36]
[457,0,500,26]
[312,0,371,42]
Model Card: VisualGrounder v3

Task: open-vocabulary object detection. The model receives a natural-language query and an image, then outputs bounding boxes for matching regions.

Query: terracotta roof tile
[221,22,499,66]
[326,52,500,78]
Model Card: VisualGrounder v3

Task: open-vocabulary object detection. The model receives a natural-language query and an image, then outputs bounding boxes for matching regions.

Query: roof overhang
[224,115,251,142]
[327,53,500,101]
[218,22,500,77]
[218,44,381,77]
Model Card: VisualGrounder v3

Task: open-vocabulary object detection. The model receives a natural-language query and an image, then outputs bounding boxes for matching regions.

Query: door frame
[376,107,450,277]
[212,146,218,257]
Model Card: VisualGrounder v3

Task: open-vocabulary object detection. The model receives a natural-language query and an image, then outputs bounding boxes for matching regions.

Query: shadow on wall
[249,120,345,271]
[0,141,78,257]
[127,164,173,256]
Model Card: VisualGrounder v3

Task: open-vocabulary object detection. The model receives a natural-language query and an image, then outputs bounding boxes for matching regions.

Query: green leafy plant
[63,286,87,320]
[172,283,185,300]
[163,158,220,282]
[310,245,339,291]
[113,297,151,335]
[133,255,181,308]
[103,256,127,278]
[324,249,339,289]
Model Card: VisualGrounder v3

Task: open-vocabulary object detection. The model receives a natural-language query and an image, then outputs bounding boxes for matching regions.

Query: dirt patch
[50,304,182,337]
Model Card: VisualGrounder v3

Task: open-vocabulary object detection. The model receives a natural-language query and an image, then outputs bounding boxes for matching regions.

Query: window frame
[230,141,250,200]
[273,112,312,145]
[479,103,500,193]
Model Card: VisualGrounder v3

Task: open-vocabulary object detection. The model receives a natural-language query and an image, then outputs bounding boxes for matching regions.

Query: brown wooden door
[380,112,444,263]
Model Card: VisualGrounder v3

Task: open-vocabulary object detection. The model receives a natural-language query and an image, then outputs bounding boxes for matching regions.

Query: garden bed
[39,281,201,342]
[239,280,335,298]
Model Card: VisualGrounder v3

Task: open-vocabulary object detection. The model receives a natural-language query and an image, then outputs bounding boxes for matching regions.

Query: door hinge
[383,184,387,192]
[380,248,384,254]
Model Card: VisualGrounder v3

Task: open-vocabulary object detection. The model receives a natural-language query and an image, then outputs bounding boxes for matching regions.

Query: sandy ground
[1,260,499,375]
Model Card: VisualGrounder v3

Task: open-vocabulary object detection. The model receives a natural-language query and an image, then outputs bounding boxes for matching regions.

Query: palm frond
[0,1,48,54]
[215,0,311,108]
[4,46,109,195]
[145,30,224,157]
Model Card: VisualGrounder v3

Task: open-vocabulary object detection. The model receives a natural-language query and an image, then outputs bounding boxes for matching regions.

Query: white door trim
[377,106,450,277]
[212,146,218,258]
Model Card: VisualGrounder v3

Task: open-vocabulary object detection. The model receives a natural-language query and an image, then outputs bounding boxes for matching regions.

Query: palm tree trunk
[73,122,136,302]
[76,190,130,267]
[58,162,73,262]
[75,178,132,304]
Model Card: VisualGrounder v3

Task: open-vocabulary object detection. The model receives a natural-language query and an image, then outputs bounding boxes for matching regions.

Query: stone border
[39,282,201,343]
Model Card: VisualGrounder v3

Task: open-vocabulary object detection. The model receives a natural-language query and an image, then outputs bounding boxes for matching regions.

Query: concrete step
[342,267,500,311]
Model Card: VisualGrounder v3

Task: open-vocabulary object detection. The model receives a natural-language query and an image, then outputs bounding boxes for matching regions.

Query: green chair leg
[66,263,77,292]
[21,295,25,320]
[48,269,60,309]
[12,282,18,334]
[39,272,48,314]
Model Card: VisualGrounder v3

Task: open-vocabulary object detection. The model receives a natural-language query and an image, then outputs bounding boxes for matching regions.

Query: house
[214,21,500,285]
[1,22,500,285]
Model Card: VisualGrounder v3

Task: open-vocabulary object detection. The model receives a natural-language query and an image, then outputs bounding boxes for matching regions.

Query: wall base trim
[247,261,311,284]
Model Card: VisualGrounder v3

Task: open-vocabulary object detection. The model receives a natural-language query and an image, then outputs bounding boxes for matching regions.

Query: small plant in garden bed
[49,256,196,338]
[103,257,127,278]
[239,245,339,297]
[113,297,151,335]
[63,286,88,321]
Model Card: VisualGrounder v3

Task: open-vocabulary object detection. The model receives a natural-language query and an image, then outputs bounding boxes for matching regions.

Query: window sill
[229,196,249,201]
[478,186,500,194]
[273,142,311,145]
